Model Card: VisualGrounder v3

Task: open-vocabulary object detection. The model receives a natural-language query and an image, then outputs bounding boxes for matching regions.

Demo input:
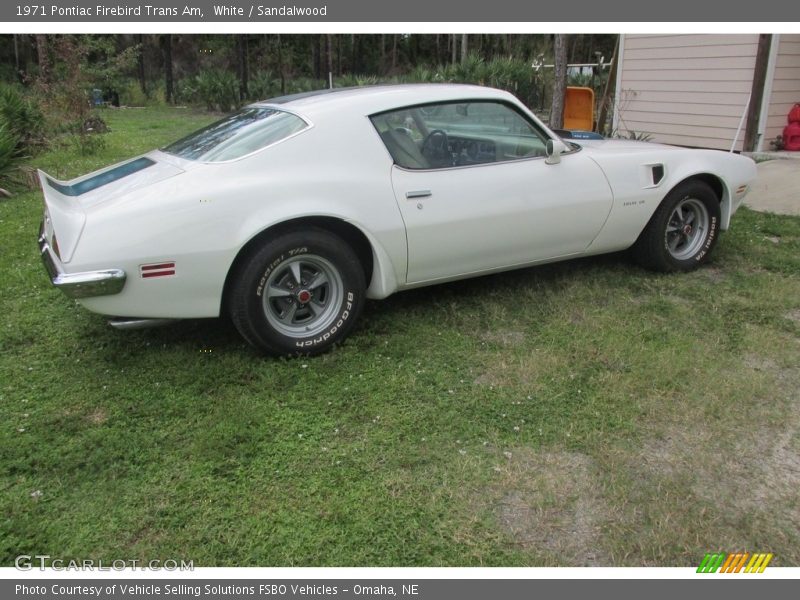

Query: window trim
[369,98,579,172]
[162,104,314,165]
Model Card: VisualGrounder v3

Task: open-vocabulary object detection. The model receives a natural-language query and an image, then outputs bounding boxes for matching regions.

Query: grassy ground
[1,107,799,567]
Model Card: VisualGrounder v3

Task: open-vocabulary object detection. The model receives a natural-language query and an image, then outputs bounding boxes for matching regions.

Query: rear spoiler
[45,157,156,197]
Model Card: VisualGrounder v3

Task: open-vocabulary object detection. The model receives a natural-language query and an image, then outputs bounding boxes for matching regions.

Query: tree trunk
[336,35,341,76]
[237,34,249,101]
[451,34,457,64]
[391,35,398,71]
[326,34,333,84]
[312,35,321,80]
[569,34,580,64]
[380,34,386,74]
[277,34,285,94]
[136,34,147,95]
[162,34,174,104]
[14,34,27,82]
[35,34,49,83]
[350,34,356,73]
[596,35,619,134]
[549,34,568,129]
[461,34,468,63]
[13,34,20,79]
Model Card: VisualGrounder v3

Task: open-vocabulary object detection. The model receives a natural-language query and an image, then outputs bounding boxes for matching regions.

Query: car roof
[249,84,515,120]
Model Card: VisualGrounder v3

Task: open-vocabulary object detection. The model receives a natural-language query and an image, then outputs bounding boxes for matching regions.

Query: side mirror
[545,139,568,165]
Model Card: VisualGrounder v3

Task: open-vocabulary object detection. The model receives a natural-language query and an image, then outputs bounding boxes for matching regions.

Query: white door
[373,100,613,284]
[392,155,612,283]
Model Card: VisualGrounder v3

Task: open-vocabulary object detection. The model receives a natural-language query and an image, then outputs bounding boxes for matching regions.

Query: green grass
[2,107,800,567]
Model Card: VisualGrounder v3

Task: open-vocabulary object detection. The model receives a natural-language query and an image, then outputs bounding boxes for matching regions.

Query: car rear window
[163,107,308,162]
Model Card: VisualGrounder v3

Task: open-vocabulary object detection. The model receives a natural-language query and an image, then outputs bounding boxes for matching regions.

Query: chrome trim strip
[108,318,179,330]
[38,219,127,299]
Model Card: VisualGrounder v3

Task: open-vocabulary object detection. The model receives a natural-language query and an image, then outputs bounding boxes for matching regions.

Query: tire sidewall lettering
[255,247,309,297]
[294,291,355,348]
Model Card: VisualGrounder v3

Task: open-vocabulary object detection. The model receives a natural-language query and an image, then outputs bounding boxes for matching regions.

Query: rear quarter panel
[75,113,407,318]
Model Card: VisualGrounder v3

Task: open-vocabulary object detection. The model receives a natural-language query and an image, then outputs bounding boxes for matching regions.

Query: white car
[37,84,757,355]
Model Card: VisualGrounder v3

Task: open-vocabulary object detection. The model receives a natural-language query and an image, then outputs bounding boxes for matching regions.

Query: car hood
[39,151,186,210]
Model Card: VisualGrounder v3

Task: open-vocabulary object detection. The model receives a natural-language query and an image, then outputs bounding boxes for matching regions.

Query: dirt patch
[742,353,780,372]
[473,356,530,388]
[480,330,526,347]
[86,407,109,425]
[663,294,693,307]
[700,266,726,284]
[784,309,800,324]
[641,355,800,528]
[489,448,609,565]
[472,350,555,389]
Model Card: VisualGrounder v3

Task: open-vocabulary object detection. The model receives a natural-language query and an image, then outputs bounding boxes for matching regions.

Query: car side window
[371,101,549,170]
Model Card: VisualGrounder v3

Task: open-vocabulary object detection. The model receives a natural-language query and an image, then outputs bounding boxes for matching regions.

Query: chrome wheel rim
[665,198,709,260]
[262,255,343,338]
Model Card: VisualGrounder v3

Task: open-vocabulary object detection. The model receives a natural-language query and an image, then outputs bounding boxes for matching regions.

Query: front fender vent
[651,164,665,185]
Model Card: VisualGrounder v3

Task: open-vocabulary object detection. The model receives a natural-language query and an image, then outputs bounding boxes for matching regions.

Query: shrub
[68,131,107,156]
[0,84,43,151]
[0,121,21,189]
[613,129,653,142]
[248,70,281,101]
[193,69,240,112]
[118,79,151,106]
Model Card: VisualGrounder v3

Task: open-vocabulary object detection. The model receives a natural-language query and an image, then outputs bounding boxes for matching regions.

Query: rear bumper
[38,221,126,299]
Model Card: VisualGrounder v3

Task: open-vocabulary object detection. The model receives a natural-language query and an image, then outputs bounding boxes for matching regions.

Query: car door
[373,100,614,284]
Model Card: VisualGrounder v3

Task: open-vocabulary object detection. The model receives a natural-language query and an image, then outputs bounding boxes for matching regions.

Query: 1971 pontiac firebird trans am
[37,84,757,355]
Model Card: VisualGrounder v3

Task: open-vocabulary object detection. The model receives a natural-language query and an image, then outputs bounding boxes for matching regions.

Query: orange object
[563,86,595,131]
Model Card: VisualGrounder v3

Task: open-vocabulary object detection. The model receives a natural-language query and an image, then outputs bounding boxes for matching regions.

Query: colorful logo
[697,552,774,573]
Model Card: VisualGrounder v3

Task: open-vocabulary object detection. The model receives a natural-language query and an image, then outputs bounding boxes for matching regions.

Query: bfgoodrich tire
[228,228,366,355]
[632,180,721,272]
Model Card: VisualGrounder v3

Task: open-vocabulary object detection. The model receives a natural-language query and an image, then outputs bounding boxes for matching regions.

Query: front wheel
[632,180,721,272]
[228,228,366,355]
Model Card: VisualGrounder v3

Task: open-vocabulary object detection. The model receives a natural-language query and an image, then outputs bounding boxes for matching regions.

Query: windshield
[163,107,308,162]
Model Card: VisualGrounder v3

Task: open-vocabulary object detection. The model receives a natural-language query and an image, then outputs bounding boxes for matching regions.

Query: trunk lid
[41,152,185,210]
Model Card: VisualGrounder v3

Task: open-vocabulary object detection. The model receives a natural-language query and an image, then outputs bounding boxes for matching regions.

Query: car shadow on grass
[85,250,646,359]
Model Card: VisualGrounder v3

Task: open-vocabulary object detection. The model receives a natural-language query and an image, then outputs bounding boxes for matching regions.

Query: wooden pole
[743,34,772,152]
[596,35,619,134]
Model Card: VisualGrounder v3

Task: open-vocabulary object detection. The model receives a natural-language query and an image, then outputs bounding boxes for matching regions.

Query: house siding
[762,35,800,149]
[616,34,759,151]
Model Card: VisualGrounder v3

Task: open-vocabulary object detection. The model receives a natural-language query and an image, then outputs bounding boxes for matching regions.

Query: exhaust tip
[108,317,180,330]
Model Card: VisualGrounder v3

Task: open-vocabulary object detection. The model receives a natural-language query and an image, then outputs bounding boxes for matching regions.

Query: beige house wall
[762,34,800,150]
[615,34,759,151]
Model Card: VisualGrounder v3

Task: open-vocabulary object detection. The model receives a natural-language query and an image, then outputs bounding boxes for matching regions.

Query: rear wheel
[632,180,721,272]
[228,228,366,355]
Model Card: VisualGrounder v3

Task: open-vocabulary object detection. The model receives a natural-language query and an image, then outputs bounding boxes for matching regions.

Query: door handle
[405,190,432,199]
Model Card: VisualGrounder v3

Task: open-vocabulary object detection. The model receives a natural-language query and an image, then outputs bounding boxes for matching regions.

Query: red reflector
[141,262,175,271]
[140,261,176,278]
